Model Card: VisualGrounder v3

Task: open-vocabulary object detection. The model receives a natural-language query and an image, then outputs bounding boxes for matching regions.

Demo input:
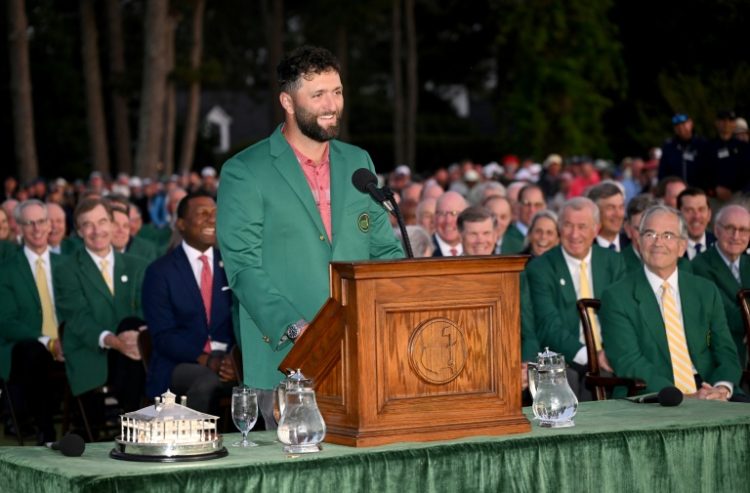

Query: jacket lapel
[329,142,346,249]
[707,247,740,292]
[15,252,41,309]
[269,125,328,241]
[78,250,114,303]
[551,248,577,304]
[678,273,704,358]
[591,246,606,298]
[633,269,672,363]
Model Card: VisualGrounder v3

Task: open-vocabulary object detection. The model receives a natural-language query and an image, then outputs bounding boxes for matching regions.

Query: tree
[134,0,169,179]
[262,0,284,128]
[178,0,206,174]
[80,0,110,175]
[493,0,625,158]
[105,0,133,176]
[7,0,38,183]
[162,8,179,176]
[391,0,405,165]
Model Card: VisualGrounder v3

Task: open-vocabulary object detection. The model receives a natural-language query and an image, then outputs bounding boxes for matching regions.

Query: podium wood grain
[280,256,531,446]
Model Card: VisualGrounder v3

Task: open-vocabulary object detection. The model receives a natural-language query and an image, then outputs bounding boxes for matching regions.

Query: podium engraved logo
[408,318,467,384]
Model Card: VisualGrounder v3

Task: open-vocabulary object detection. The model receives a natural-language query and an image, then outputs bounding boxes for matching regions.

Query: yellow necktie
[661,282,697,394]
[35,257,58,338]
[579,260,602,351]
[100,258,114,295]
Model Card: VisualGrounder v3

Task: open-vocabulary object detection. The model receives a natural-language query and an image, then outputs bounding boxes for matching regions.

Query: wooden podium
[279,256,530,447]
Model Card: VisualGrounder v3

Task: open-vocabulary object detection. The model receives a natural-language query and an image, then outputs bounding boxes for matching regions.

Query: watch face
[287,324,300,340]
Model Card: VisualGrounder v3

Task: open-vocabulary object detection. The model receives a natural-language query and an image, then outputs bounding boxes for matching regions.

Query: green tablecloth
[1,399,749,493]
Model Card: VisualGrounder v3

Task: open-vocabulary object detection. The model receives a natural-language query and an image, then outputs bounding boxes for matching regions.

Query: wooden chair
[735,289,750,386]
[577,298,646,400]
[137,329,153,373]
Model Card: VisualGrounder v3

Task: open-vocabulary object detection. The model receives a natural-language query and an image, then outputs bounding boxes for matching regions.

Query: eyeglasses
[435,210,460,218]
[718,223,750,236]
[641,230,681,242]
[19,218,48,228]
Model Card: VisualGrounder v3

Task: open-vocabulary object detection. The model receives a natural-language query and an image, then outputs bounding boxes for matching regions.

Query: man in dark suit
[431,191,468,256]
[525,197,626,398]
[585,181,628,252]
[0,200,64,443]
[677,187,715,260]
[142,192,236,414]
[600,205,742,401]
[692,204,750,367]
[56,198,148,422]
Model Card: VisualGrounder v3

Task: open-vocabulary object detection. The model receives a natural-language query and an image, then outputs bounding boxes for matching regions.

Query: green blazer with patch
[520,270,541,361]
[217,125,404,389]
[56,248,147,395]
[525,244,626,361]
[691,246,750,366]
[0,250,64,380]
[600,268,742,394]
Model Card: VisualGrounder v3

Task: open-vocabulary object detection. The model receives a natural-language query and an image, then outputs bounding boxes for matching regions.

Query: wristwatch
[286,320,305,341]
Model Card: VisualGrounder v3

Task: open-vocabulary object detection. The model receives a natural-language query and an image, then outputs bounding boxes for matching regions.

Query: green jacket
[0,240,19,261]
[600,268,742,394]
[525,245,626,361]
[57,248,147,395]
[125,235,160,264]
[217,125,404,389]
[691,246,750,366]
[501,226,525,254]
[0,250,64,380]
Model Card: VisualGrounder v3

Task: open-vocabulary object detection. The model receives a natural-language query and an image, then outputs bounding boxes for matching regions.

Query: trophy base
[283,443,322,454]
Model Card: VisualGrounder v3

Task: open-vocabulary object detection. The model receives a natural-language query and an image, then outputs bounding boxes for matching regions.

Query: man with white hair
[692,204,750,366]
[525,197,626,398]
[431,191,468,256]
[601,205,744,401]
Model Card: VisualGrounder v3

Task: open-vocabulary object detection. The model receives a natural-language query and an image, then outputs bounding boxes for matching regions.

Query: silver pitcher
[527,348,578,428]
[275,369,326,453]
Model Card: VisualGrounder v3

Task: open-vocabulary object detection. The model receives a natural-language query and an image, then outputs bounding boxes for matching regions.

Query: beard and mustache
[294,103,342,143]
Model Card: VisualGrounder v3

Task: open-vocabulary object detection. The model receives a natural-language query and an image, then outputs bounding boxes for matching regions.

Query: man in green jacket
[525,197,626,399]
[600,205,743,401]
[217,46,403,427]
[57,198,148,420]
[692,204,750,367]
[0,200,64,443]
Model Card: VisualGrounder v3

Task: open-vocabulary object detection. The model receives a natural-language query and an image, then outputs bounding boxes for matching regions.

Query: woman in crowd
[521,210,559,258]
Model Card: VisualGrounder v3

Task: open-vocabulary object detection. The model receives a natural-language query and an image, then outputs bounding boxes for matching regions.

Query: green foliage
[492,0,625,158]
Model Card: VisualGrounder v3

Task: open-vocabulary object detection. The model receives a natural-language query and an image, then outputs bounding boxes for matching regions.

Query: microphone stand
[383,187,414,259]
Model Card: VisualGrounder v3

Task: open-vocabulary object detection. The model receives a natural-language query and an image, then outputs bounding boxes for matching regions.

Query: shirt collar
[687,233,707,249]
[561,245,592,269]
[23,245,50,265]
[85,246,114,267]
[434,234,462,255]
[715,244,740,271]
[644,264,679,295]
[182,240,213,264]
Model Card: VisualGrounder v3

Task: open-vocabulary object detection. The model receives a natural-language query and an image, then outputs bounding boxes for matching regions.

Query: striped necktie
[661,282,697,394]
[35,257,58,338]
[100,258,114,295]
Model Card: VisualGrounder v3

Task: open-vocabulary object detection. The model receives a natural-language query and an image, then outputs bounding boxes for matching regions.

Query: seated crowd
[2,110,750,444]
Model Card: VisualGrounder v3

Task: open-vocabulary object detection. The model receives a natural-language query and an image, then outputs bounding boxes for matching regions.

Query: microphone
[630,386,683,406]
[351,168,394,213]
[46,433,86,457]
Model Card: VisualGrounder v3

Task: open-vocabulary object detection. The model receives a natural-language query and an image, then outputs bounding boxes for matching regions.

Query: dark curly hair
[277,45,340,93]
